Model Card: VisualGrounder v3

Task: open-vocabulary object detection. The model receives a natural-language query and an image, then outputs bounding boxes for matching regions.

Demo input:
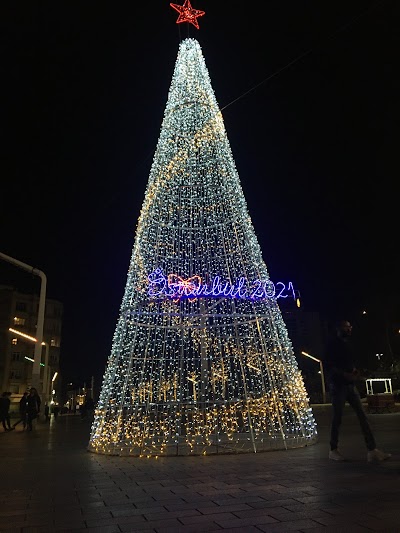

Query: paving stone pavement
[0,405,399,533]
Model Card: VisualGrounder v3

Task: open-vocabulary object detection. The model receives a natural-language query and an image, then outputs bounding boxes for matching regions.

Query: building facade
[279,295,327,402]
[0,285,63,395]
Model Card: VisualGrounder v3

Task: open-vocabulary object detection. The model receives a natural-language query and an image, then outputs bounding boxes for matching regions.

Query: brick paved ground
[0,405,399,533]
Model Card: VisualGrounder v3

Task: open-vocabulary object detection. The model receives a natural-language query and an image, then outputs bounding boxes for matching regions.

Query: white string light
[88,38,317,457]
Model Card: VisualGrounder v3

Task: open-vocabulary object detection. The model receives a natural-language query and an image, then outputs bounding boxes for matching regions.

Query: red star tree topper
[170,0,205,30]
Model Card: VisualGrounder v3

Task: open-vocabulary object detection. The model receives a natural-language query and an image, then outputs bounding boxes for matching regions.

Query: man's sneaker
[329,449,345,461]
[367,448,391,463]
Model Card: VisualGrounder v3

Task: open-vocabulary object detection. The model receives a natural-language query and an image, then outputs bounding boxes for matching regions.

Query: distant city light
[24,356,45,367]
[301,351,321,363]
[9,328,37,343]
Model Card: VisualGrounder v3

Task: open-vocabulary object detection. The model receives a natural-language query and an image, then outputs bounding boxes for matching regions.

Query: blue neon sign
[147,268,296,301]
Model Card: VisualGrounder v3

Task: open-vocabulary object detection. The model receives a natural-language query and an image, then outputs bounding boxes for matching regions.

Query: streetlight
[301,351,326,404]
[8,328,51,405]
[0,252,47,393]
[51,372,58,405]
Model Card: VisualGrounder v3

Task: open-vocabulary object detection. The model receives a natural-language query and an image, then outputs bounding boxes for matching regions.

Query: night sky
[2,1,399,386]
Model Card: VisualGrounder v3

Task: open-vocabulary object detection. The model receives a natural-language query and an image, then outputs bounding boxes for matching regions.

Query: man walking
[326,320,390,462]
[13,392,28,429]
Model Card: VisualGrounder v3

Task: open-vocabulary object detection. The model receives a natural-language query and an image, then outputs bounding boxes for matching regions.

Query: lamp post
[8,328,50,405]
[0,252,47,393]
[43,343,51,404]
[301,351,327,404]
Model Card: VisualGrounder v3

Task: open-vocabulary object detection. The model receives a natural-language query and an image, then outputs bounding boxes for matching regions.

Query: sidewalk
[0,405,399,533]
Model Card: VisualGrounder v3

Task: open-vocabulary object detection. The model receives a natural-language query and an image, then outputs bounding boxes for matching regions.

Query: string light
[88,38,317,457]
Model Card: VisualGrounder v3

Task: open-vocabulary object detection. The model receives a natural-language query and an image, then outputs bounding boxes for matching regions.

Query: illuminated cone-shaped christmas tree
[89,38,317,456]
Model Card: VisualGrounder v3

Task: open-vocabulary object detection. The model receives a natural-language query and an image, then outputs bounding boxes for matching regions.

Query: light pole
[301,351,327,404]
[9,328,51,405]
[0,252,47,393]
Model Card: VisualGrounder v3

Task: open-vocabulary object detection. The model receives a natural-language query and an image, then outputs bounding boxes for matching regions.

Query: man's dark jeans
[330,382,376,451]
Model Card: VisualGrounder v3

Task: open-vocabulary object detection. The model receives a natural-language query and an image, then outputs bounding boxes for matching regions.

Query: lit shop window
[13,317,26,326]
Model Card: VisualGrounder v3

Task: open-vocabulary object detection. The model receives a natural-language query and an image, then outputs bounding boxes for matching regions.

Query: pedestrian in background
[26,388,41,431]
[0,392,15,432]
[325,319,391,463]
[53,405,60,419]
[13,392,28,429]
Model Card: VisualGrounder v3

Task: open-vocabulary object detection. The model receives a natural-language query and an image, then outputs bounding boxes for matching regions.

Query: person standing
[0,392,15,432]
[53,405,60,419]
[26,388,41,431]
[325,320,391,462]
[13,392,28,429]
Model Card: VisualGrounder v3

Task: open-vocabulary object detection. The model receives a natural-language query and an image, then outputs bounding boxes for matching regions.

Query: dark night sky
[2,1,399,385]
